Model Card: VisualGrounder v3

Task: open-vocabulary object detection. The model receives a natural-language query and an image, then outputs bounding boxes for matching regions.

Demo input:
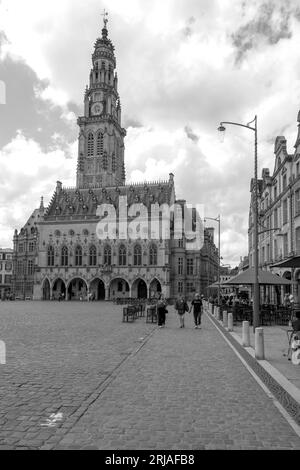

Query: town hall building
[12,16,218,301]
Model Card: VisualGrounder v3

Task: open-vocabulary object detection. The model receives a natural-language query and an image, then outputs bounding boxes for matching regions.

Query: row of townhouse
[248,111,300,304]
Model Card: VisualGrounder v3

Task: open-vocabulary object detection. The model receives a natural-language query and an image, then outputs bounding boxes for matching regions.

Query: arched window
[87,133,94,157]
[103,152,108,170]
[97,132,104,156]
[28,259,34,275]
[47,246,55,267]
[134,244,142,266]
[61,246,68,266]
[89,245,97,266]
[17,260,22,274]
[149,244,158,266]
[119,245,127,266]
[104,245,112,265]
[112,154,116,173]
[75,245,83,266]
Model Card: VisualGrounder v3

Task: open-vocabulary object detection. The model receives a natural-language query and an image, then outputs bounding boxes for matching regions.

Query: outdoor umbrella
[271,256,300,269]
[221,267,292,286]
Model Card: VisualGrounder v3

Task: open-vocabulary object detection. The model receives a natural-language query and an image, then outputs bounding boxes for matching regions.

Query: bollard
[216,307,221,321]
[228,312,233,332]
[242,321,250,347]
[0,341,6,365]
[255,328,265,360]
[222,310,228,328]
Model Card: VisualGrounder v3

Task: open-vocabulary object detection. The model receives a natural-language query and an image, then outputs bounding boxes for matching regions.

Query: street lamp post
[205,215,221,307]
[218,116,259,331]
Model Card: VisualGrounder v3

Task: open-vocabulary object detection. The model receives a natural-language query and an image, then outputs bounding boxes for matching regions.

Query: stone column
[105,285,110,301]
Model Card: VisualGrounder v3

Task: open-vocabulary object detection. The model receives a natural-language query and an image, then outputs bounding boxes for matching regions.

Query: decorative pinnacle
[101,8,108,29]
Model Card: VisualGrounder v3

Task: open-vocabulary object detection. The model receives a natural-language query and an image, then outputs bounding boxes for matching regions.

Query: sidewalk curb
[230,331,300,405]
[205,310,300,427]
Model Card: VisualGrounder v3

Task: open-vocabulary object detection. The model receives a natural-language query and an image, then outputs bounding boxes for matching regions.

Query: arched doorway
[149,278,162,299]
[90,278,105,300]
[68,278,88,301]
[132,278,148,299]
[109,278,130,300]
[42,278,51,300]
[52,278,66,300]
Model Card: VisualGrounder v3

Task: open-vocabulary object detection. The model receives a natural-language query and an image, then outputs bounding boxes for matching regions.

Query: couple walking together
[156,293,203,329]
[175,294,203,329]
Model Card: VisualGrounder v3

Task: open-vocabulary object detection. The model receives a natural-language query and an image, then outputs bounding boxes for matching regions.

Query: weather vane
[101,8,108,28]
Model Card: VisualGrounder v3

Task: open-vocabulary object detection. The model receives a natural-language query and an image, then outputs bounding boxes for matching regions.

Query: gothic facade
[12,19,218,301]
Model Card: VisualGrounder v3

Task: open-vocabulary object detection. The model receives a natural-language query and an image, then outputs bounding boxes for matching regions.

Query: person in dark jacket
[157,295,168,328]
[190,293,203,329]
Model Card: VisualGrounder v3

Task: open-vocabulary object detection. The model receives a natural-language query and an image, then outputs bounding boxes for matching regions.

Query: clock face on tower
[91,102,103,116]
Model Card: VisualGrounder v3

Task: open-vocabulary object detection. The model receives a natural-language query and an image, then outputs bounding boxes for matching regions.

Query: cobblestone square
[0,302,300,450]
[0,301,155,449]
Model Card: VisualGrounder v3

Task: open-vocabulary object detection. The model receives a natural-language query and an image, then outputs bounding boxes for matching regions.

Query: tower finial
[101,8,108,29]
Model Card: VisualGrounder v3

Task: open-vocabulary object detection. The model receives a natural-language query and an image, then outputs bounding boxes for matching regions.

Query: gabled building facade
[248,111,300,304]
[12,17,218,301]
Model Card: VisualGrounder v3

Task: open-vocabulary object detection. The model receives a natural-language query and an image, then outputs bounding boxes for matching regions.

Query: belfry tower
[76,12,126,188]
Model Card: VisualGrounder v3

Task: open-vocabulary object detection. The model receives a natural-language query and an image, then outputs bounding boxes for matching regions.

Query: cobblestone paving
[0,302,300,450]
[0,301,155,450]
[55,309,300,450]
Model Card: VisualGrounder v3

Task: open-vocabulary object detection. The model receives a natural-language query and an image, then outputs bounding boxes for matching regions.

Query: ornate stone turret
[76,11,126,189]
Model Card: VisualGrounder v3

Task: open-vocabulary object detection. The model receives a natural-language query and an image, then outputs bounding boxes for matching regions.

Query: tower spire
[101,9,109,38]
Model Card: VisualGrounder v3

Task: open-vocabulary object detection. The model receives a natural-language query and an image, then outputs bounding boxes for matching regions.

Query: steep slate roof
[44,181,175,221]
[17,208,42,236]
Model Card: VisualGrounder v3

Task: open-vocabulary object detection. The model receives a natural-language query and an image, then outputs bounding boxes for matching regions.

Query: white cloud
[0,132,76,247]
[1,0,300,266]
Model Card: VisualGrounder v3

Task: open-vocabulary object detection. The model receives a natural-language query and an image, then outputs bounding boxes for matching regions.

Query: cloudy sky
[1,0,300,267]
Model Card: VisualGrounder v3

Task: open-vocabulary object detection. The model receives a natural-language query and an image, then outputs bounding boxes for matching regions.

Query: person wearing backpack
[175,295,189,328]
[190,293,203,329]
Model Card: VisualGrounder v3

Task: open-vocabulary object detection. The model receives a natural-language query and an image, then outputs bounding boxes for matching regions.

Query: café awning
[222,267,292,286]
[271,256,300,269]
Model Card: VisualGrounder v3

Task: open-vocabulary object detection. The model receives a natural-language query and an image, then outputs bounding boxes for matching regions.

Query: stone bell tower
[76,11,126,189]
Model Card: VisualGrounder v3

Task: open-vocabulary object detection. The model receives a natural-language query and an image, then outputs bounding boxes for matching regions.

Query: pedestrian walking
[190,293,203,329]
[157,294,168,328]
[175,295,189,328]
